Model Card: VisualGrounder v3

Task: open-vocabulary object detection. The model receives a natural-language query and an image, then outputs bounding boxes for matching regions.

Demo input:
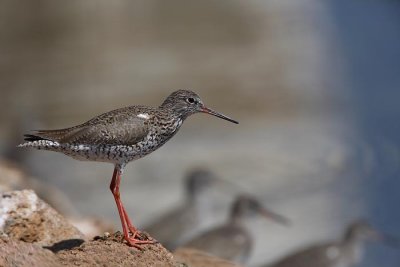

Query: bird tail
[23,134,49,142]
[18,137,60,150]
[18,130,63,149]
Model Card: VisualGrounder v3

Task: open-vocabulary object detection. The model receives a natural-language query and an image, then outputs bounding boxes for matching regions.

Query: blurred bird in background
[144,168,230,250]
[182,194,290,265]
[267,220,400,267]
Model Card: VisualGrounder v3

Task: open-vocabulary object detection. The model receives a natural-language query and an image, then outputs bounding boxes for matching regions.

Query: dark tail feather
[23,134,51,142]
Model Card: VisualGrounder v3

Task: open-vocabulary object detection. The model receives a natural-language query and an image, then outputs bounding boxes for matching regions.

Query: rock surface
[0,232,182,267]
[0,189,85,246]
[57,232,180,267]
[0,160,77,216]
[0,160,115,238]
[0,236,63,267]
[0,190,240,267]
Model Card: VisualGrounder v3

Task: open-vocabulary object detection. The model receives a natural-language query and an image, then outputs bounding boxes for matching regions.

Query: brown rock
[0,233,186,267]
[0,160,116,238]
[0,190,239,267]
[0,190,85,246]
[56,232,181,267]
[174,248,243,267]
[0,236,63,267]
[0,160,78,216]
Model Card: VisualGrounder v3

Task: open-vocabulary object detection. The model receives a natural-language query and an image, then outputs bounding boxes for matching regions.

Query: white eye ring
[187,97,195,104]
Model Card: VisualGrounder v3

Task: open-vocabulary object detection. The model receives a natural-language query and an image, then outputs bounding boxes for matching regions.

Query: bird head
[345,219,400,248]
[160,90,238,124]
[230,195,290,226]
[185,168,218,197]
[185,168,240,199]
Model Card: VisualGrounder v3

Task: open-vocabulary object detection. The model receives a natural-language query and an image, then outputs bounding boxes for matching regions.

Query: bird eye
[187,97,195,104]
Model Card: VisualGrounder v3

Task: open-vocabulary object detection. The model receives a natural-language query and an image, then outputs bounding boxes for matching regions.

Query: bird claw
[124,230,158,249]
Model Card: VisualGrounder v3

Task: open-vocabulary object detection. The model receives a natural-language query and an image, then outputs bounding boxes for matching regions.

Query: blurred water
[329,1,400,266]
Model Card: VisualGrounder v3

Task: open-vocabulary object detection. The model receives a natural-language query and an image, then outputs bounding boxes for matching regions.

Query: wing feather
[26,108,151,146]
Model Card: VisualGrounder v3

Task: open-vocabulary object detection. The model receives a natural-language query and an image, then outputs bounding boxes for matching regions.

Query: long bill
[201,107,239,124]
[259,207,291,226]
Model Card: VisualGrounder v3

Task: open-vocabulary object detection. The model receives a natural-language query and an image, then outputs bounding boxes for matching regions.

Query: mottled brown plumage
[26,106,152,145]
[19,89,238,248]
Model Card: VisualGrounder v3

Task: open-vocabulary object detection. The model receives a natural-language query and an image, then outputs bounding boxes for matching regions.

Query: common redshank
[144,168,224,250]
[182,195,290,264]
[267,220,399,267]
[18,89,238,248]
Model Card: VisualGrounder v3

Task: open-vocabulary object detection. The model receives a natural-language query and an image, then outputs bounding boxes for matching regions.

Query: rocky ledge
[0,190,241,267]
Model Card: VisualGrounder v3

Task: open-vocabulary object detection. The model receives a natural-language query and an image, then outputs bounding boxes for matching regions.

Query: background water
[330,1,400,266]
[0,1,399,266]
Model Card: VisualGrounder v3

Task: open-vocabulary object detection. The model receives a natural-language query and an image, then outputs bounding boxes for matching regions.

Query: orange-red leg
[110,166,155,247]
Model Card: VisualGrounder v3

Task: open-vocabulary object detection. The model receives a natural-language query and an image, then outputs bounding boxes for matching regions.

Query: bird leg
[110,166,155,247]
[111,168,138,235]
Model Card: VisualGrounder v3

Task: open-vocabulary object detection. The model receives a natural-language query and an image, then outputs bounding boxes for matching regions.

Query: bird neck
[229,212,246,227]
[343,228,366,248]
[188,191,209,209]
[228,201,249,226]
[187,192,214,223]
[159,103,190,121]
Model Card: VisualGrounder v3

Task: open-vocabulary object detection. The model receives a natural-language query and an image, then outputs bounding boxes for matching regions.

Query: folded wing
[24,109,150,146]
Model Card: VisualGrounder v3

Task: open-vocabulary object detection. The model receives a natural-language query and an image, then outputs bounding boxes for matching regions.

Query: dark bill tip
[201,107,239,124]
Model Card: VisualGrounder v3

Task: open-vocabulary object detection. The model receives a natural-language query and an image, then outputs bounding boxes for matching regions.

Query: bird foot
[125,230,158,249]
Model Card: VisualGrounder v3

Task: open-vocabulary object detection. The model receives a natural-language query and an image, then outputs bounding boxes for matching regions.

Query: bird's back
[23,105,155,146]
[267,242,349,267]
[184,223,252,264]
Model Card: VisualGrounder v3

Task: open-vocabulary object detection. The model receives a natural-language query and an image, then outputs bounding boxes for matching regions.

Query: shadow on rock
[44,238,85,253]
